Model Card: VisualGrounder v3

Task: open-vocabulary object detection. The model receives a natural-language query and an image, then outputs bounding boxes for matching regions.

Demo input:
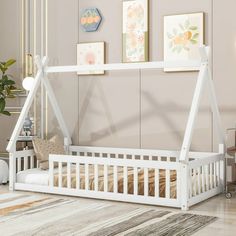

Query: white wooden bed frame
[6,46,225,210]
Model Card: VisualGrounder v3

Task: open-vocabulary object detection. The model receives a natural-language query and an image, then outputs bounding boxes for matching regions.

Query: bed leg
[181,204,189,211]
[219,144,225,192]
[181,163,189,211]
[9,152,16,191]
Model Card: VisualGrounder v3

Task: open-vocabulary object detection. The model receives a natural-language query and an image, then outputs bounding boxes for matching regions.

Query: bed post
[205,47,225,147]
[179,46,210,210]
[179,47,208,163]
[179,46,225,209]
[64,137,70,154]
[219,144,225,191]
[180,163,189,210]
[9,144,16,191]
[205,47,226,191]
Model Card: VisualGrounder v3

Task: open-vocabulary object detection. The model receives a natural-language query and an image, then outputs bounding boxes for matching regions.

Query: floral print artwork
[123,0,148,63]
[77,42,105,75]
[126,31,145,62]
[164,13,204,72]
[167,20,199,54]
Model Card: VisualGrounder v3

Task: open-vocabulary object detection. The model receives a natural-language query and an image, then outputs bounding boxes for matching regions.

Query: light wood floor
[0,185,235,236]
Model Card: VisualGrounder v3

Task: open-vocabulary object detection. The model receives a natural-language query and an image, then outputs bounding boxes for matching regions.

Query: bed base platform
[12,146,224,210]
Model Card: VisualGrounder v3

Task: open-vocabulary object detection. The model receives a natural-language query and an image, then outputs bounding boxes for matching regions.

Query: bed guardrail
[188,153,224,207]
[48,153,182,208]
[14,149,37,173]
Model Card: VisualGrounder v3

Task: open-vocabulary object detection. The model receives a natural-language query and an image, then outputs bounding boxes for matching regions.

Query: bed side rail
[188,153,224,207]
[49,154,182,207]
[14,149,37,173]
[69,146,180,162]
[69,145,221,162]
[9,149,37,190]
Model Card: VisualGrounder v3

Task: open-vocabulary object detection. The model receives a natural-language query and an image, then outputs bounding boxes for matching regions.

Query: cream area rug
[0,192,217,236]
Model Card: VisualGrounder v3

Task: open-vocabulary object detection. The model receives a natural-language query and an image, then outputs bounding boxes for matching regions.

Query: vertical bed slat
[197,167,201,195]
[58,162,62,188]
[165,169,170,199]
[133,167,138,195]
[17,157,21,172]
[155,168,159,197]
[67,163,71,188]
[209,163,213,190]
[176,169,181,201]
[104,165,108,192]
[144,168,148,196]
[205,164,209,191]
[94,164,98,191]
[24,156,28,170]
[85,163,89,191]
[213,162,217,188]
[76,163,80,189]
[192,169,196,196]
[201,165,205,192]
[216,161,220,187]
[30,156,34,168]
[49,160,54,187]
[113,165,118,193]
[189,169,193,198]
[124,166,128,194]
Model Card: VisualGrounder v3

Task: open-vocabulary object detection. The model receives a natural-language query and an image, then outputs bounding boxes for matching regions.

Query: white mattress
[17,168,50,186]
[17,166,74,186]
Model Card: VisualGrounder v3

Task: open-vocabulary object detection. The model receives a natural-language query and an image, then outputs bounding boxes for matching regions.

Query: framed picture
[164,12,204,72]
[77,42,105,75]
[122,0,149,63]
[80,8,102,32]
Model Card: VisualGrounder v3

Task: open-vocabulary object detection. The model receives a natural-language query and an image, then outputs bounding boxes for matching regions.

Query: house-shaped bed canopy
[7,46,225,158]
[6,46,226,210]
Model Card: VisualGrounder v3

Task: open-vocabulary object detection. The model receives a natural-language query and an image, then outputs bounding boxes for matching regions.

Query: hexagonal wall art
[80,8,102,32]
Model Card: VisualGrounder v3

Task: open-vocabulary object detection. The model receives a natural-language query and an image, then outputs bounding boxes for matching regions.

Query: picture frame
[80,8,102,32]
[164,12,204,72]
[122,0,149,63]
[77,42,105,75]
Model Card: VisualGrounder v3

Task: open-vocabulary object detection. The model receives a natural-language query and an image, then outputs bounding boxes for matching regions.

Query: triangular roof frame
[6,56,72,152]
[7,46,225,162]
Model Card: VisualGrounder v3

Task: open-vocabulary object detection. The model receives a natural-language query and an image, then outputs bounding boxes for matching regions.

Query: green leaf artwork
[189,26,198,31]
[192,33,199,39]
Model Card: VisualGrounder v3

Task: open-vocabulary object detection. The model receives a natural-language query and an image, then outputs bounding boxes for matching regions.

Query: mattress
[17,166,72,186]
[17,168,50,186]
[17,166,177,198]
